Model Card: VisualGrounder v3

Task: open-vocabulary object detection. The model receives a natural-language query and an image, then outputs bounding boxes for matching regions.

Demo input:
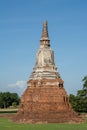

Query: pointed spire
[42,21,49,39]
[40,21,50,46]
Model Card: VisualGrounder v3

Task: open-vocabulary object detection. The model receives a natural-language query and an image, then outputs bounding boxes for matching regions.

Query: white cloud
[8,80,27,88]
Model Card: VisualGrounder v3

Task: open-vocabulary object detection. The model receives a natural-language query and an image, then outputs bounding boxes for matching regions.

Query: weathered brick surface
[15,78,82,123]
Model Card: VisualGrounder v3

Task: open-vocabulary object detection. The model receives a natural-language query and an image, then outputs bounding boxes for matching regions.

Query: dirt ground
[0,113,15,118]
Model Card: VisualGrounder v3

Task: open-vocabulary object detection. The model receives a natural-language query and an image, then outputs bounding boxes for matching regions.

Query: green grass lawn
[0,118,87,130]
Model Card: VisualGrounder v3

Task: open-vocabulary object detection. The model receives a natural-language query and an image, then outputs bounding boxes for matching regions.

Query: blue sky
[0,0,87,96]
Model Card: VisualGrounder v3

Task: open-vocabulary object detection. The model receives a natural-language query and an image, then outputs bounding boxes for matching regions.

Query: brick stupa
[15,21,81,123]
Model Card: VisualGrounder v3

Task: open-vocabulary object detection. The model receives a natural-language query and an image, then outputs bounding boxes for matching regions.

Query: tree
[0,92,4,108]
[10,93,20,105]
[0,92,20,108]
[69,76,87,112]
[82,76,87,89]
[3,92,12,108]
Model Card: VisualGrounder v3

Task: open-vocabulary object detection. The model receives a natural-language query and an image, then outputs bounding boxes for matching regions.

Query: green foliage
[69,94,79,112]
[0,118,87,130]
[0,92,4,108]
[82,76,87,89]
[0,92,20,108]
[12,102,17,107]
[69,76,87,112]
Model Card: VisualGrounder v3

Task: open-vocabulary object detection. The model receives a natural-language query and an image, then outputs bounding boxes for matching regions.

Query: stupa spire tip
[41,20,49,40]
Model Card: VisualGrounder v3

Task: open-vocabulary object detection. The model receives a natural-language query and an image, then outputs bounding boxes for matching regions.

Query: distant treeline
[0,92,20,108]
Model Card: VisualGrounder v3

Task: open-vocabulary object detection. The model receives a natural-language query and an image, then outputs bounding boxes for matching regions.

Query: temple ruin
[15,21,82,123]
